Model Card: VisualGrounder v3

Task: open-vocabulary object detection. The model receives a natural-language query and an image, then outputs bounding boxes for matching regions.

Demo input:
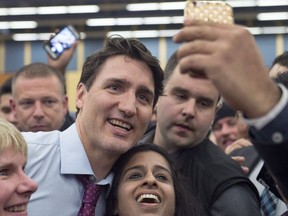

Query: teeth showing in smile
[137,194,160,203]
[5,205,26,212]
[109,119,132,131]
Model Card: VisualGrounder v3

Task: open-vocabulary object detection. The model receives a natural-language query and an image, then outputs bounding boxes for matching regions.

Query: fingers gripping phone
[184,0,234,24]
[43,25,79,60]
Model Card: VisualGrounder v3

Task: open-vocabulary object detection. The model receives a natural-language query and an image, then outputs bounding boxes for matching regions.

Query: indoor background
[1,0,288,111]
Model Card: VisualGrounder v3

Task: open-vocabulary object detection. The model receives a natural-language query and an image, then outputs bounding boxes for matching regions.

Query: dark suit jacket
[140,126,261,216]
[249,101,288,199]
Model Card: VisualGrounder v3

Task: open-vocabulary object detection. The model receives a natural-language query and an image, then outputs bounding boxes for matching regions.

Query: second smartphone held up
[43,25,79,60]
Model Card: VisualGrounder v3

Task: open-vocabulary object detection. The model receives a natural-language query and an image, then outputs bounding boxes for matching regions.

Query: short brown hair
[78,35,164,109]
[12,62,66,95]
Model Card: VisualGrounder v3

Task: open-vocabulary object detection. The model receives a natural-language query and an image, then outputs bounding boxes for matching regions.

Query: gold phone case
[184,0,234,24]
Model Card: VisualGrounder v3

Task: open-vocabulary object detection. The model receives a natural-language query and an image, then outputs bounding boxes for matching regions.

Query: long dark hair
[105,143,202,216]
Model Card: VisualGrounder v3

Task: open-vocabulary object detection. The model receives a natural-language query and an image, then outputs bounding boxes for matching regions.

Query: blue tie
[260,187,278,216]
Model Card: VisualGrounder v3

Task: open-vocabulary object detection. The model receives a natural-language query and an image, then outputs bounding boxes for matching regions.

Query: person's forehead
[125,151,170,170]
[167,67,219,99]
[95,55,155,87]
[215,116,236,124]
[15,75,61,87]
[0,147,25,161]
[15,76,63,91]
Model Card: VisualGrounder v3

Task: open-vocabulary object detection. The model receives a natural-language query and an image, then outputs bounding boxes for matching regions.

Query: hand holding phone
[43,25,79,60]
[184,0,234,24]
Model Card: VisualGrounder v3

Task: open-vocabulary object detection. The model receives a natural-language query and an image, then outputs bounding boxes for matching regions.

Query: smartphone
[256,164,283,201]
[184,0,234,24]
[43,25,79,60]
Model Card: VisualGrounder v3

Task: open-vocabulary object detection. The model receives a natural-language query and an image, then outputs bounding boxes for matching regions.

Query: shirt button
[272,132,283,143]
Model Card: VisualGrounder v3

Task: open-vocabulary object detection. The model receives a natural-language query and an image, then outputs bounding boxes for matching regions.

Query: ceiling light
[9,7,37,15]
[9,21,37,29]
[107,31,135,38]
[107,29,179,38]
[262,26,287,34]
[247,26,288,35]
[144,17,171,25]
[159,2,185,10]
[127,0,288,10]
[0,5,100,16]
[86,18,115,26]
[13,33,39,41]
[0,8,8,16]
[247,27,262,35]
[37,6,67,14]
[37,33,53,41]
[79,32,87,40]
[127,2,185,11]
[158,29,179,37]
[107,30,159,38]
[133,30,159,38]
[171,16,184,24]
[0,21,37,29]
[67,5,99,13]
[226,0,256,7]
[257,0,288,6]
[126,3,159,11]
[116,18,143,25]
[87,16,183,27]
[257,12,288,21]
[13,31,86,41]
[127,1,259,11]
[0,22,9,29]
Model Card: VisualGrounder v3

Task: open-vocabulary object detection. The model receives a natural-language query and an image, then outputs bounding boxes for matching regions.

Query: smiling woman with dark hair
[105,144,203,216]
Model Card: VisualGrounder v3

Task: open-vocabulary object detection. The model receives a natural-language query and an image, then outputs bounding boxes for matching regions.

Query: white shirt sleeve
[244,84,288,130]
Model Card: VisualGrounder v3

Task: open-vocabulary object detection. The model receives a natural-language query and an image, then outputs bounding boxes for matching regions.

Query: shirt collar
[59,124,114,191]
[60,124,93,175]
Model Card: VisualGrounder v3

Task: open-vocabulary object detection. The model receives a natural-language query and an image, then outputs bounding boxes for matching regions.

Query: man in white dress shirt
[23,36,164,216]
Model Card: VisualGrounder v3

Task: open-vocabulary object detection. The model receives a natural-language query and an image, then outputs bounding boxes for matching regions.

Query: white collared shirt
[23,124,113,216]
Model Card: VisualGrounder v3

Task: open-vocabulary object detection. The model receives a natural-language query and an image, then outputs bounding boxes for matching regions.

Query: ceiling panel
[0,0,288,41]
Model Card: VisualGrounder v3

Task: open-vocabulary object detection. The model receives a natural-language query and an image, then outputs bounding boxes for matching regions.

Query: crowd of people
[1,14,288,216]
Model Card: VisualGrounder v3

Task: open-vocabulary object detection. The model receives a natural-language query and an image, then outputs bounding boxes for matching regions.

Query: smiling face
[76,55,155,159]
[154,65,219,152]
[212,116,239,150]
[0,148,38,216]
[115,151,175,216]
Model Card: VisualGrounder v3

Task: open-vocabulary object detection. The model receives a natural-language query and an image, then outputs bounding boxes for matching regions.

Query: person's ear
[75,83,87,110]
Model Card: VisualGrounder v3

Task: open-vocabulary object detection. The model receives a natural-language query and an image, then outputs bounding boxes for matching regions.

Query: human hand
[231,156,249,174]
[225,138,252,155]
[173,19,281,118]
[47,41,78,76]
